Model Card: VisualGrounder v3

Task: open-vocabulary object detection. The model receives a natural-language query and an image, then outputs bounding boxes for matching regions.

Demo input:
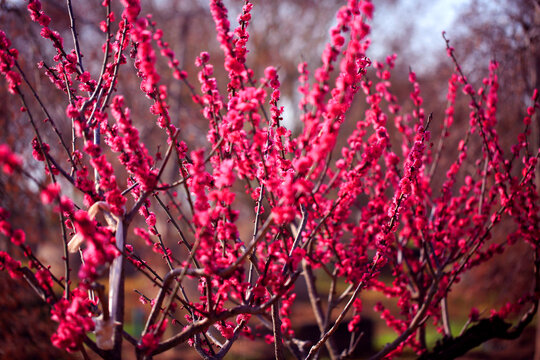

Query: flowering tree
[0,0,539,359]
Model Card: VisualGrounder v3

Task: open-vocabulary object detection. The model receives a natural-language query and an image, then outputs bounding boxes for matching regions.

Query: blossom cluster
[50,290,95,352]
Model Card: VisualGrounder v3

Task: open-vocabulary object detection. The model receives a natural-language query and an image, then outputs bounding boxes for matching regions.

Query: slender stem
[369,278,439,360]
[302,259,339,360]
[154,194,192,251]
[109,218,126,358]
[305,257,380,360]
[14,61,75,168]
[441,297,452,338]
[125,130,179,224]
[66,0,84,73]
[218,214,273,278]
[214,319,247,359]
[152,271,301,356]
[16,88,72,298]
[272,302,286,360]
[97,20,128,116]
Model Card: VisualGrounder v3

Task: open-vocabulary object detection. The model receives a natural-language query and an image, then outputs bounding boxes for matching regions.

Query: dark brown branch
[272,302,286,360]
[418,314,536,360]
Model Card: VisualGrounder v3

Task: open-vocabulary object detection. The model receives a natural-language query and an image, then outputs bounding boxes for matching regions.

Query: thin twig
[272,302,286,360]
[306,257,381,360]
[66,0,84,73]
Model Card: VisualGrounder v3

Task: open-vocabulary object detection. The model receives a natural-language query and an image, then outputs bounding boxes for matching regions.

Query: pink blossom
[51,290,95,352]
[139,319,168,355]
[120,0,141,22]
[0,251,21,279]
[10,229,25,245]
[360,1,374,19]
[214,159,235,188]
[0,144,21,174]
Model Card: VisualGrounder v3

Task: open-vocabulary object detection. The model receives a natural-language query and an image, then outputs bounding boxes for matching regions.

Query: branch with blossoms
[0,0,539,359]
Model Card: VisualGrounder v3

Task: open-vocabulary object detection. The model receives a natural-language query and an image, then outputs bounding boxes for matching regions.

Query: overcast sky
[368,0,471,71]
